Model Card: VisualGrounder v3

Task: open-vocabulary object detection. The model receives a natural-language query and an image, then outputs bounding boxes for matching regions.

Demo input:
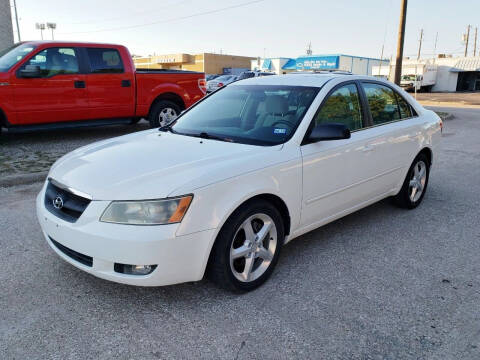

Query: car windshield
[0,43,37,72]
[237,72,255,80]
[172,85,319,146]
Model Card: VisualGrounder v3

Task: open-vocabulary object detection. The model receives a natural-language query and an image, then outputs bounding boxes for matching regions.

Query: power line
[66,0,192,25]
[57,0,267,35]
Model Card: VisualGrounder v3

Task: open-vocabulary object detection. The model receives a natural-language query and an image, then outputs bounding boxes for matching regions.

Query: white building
[252,54,389,75]
[0,0,14,49]
[373,56,480,92]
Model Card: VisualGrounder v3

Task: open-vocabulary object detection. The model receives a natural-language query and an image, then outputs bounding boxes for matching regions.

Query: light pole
[12,0,21,41]
[35,23,45,40]
[47,22,56,40]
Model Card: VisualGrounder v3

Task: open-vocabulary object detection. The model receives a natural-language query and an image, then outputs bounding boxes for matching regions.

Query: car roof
[230,73,390,88]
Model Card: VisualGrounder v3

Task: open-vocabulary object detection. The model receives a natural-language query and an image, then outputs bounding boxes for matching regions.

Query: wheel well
[150,92,185,115]
[240,194,291,236]
[418,147,433,166]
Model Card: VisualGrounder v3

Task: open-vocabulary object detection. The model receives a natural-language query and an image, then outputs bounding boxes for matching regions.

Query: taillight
[218,82,224,87]
[440,119,443,133]
[198,78,207,94]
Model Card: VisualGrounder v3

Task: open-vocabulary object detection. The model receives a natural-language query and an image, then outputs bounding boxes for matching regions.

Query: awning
[450,58,480,72]
[262,59,272,70]
[282,58,297,70]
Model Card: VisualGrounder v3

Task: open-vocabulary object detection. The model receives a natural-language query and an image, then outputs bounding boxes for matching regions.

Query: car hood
[49,129,283,200]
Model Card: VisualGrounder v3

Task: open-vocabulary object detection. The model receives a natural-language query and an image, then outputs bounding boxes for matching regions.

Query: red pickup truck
[0,41,206,134]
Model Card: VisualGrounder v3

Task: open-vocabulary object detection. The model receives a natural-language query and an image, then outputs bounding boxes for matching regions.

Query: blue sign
[296,56,339,70]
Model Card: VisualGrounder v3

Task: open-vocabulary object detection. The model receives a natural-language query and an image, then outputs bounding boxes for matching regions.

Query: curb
[0,171,48,188]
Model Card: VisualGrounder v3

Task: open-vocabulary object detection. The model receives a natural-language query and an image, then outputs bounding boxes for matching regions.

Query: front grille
[44,180,91,223]
[50,237,93,267]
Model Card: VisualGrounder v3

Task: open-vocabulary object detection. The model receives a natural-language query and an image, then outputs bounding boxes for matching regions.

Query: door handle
[121,80,131,87]
[74,80,86,89]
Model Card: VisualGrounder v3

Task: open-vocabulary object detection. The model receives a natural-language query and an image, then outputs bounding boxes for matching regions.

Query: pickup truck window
[0,43,36,72]
[87,48,124,74]
[22,47,79,77]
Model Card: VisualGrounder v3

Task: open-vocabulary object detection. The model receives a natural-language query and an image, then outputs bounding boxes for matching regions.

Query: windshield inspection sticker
[273,128,287,134]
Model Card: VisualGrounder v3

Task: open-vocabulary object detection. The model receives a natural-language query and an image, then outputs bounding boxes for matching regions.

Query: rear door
[360,82,421,193]
[83,47,135,119]
[12,47,89,124]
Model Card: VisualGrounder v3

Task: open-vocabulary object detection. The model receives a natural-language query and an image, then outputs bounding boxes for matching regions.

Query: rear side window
[362,83,400,125]
[314,83,363,131]
[87,48,124,73]
[396,93,413,118]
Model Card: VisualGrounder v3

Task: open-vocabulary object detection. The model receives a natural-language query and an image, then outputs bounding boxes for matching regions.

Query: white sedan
[37,74,442,292]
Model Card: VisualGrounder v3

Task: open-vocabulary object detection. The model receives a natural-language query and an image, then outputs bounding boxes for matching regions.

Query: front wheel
[207,200,284,292]
[394,153,430,209]
[148,100,182,128]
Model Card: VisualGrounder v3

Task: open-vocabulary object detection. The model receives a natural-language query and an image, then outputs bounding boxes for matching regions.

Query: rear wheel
[148,100,182,128]
[394,153,430,209]
[207,200,284,292]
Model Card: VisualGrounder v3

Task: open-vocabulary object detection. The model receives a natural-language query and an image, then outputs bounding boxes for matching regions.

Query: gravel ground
[0,121,149,176]
[0,107,479,359]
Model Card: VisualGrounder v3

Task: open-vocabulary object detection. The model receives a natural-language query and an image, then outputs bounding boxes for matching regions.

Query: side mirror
[19,65,41,78]
[306,123,351,143]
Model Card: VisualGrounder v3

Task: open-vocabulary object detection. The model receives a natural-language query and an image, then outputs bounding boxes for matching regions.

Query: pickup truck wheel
[149,100,181,128]
[207,199,284,292]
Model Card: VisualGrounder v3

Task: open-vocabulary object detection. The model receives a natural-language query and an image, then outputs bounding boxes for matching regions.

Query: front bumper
[36,184,216,286]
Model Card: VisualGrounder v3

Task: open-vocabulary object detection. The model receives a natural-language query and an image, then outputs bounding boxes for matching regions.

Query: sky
[9,0,480,59]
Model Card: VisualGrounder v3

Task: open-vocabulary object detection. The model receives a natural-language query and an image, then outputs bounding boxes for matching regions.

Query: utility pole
[12,0,21,41]
[474,27,478,57]
[394,0,408,85]
[465,25,471,57]
[417,28,423,60]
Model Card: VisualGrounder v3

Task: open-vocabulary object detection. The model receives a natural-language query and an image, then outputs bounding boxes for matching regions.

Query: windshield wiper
[193,132,234,143]
[158,121,177,133]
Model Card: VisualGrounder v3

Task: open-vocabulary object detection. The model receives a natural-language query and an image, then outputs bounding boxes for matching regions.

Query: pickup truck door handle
[121,80,131,87]
[74,80,86,89]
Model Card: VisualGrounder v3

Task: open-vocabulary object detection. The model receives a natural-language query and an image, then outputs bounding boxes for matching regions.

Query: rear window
[87,48,124,74]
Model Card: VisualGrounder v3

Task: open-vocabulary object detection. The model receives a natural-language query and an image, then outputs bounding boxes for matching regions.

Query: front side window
[0,43,37,72]
[172,85,319,146]
[362,83,401,125]
[314,83,363,131]
[22,47,79,77]
[87,48,124,73]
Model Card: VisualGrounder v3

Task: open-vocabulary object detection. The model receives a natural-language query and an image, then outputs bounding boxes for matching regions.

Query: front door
[12,47,89,124]
[300,82,378,227]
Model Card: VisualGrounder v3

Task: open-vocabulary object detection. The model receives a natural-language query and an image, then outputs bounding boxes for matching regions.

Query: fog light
[114,263,157,275]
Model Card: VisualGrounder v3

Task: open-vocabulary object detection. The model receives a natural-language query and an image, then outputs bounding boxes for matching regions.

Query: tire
[148,100,182,128]
[207,199,284,292]
[394,153,430,209]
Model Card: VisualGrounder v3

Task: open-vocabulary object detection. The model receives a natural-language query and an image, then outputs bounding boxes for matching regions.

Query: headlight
[100,195,193,225]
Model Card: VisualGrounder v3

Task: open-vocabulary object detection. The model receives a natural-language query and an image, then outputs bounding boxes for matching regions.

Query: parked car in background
[37,73,442,292]
[206,74,220,81]
[0,41,206,134]
[206,74,238,93]
[236,70,275,81]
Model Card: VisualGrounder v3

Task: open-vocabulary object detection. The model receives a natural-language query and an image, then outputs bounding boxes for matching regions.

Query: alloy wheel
[409,160,427,202]
[229,213,277,283]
